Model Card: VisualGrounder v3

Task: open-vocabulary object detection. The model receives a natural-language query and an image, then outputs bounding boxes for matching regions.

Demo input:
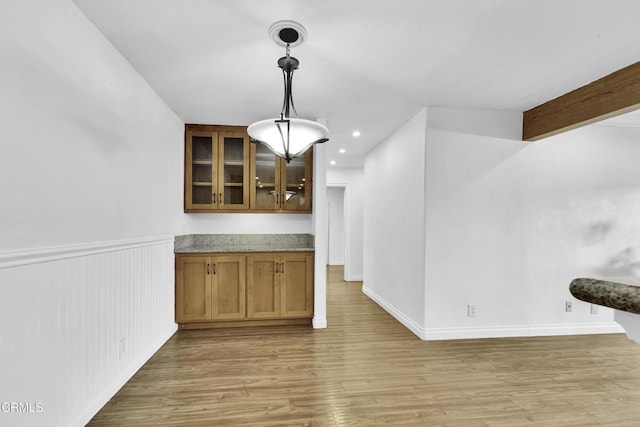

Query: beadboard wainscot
[0,236,177,427]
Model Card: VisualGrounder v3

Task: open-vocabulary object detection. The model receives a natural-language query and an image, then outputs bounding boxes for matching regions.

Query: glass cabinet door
[281,150,312,211]
[251,143,280,210]
[218,132,249,210]
[186,130,217,209]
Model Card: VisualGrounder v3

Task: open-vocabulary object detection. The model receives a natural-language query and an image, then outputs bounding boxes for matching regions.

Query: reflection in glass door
[282,151,311,211]
[253,143,279,209]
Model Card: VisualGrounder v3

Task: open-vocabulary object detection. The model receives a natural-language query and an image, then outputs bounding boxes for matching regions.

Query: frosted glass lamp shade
[248,117,328,160]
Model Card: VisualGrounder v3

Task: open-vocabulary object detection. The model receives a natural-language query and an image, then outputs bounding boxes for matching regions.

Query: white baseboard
[423,323,624,341]
[346,274,363,282]
[73,324,178,427]
[362,285,427,339]
[362,285,624,341]
[313,317,327,329]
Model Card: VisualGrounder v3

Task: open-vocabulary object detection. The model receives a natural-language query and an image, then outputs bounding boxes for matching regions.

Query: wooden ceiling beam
[522,61,640,141]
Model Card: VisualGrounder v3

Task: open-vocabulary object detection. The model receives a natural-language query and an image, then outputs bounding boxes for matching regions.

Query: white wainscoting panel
[0,237,177,427]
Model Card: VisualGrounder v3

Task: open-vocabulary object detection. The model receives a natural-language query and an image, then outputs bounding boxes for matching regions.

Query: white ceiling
[73,0,640,167]
[599,109,640,128]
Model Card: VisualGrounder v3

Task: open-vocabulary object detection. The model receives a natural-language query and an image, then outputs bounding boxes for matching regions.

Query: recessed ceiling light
[339,148,346,154]
[330,160,336,165]
[352,130,361,137]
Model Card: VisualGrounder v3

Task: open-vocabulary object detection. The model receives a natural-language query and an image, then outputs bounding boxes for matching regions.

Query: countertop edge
[175,248,315,254]
[174,233,314,254]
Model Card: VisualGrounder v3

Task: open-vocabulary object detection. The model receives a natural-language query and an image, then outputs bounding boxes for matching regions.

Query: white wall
[312,143,328,329]
[423,106,626,339]
[185,214,312,235]
[360,106,627,340]
[0,1,183,425]
[327,168,365,280]
[327,187,345,265]
[362,109,428,336]
[0,1,184,250]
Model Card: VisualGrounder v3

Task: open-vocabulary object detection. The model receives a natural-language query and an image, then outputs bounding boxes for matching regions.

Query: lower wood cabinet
[175,252,313,328]
[175,254,246,322]
[247,253,314,319]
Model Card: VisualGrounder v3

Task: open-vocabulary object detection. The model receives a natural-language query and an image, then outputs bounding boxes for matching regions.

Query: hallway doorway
[327,186,345,267]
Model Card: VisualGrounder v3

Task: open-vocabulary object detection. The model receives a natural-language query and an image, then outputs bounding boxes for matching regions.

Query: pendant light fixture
[248,21,329,162]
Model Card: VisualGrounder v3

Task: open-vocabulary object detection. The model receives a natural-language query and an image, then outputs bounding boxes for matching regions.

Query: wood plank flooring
[89,266,640,426]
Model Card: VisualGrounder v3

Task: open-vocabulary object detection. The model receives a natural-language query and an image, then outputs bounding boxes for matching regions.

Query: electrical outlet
[565,301,573,312]
[119,338,126,359]
[467,304,476,317]
[591,304,599,315]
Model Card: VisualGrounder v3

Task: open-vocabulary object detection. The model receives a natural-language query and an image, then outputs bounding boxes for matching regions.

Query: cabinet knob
[212,192,216,204]
[213,263,216,275]
[207,263,210,275]
[275,262,279,273]
[281,262,284,274]
[219,193,223,205]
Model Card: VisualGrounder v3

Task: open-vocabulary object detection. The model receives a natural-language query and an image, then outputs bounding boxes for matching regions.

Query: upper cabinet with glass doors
[185,125,250,212]
[250,142,312,212]
[185,124,312,213]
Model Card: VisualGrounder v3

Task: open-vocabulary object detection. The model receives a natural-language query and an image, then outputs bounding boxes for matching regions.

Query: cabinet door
[218,132,250,210]
[246,254,281,318]
[211,255,246,320]
[280,253,314,318]
[176,256,212,322]
[250,142,281,210]
[281,150,312,212]
[185,130,218,211]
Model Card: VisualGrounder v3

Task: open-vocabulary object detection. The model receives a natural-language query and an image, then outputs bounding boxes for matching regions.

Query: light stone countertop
[174,234,314,254]
[570,277,640,315]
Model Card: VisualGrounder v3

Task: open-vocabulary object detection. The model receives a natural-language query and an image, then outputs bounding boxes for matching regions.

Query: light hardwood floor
[89,266,640,426]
